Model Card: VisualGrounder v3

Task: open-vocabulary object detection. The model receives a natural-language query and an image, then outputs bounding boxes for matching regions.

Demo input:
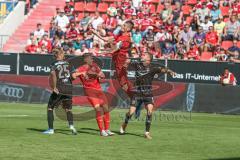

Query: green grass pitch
[0,102,240,160]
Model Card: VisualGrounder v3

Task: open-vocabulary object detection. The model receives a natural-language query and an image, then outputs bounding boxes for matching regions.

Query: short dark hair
[125,20,134,30]
[83,53,92,59]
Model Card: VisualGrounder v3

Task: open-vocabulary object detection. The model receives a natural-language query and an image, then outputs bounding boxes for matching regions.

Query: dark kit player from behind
[43,48,77,135]
[120,53,176,139]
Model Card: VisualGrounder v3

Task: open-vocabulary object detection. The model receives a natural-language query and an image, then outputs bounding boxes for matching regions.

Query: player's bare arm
[49,70,59,94]
[160,67,176,77]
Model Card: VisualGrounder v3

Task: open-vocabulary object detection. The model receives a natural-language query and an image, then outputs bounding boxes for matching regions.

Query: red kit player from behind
[92,21,134,97]
[72,53,114,137]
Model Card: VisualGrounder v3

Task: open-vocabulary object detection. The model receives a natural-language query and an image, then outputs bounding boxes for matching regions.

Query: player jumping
[91,21,134,96]
[72,53,114,137]
[43,48,77,135]
[120,53,175,139]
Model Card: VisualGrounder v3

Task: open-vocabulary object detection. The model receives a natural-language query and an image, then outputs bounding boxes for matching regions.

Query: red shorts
[84,88,107,107]
[113,54,133,97]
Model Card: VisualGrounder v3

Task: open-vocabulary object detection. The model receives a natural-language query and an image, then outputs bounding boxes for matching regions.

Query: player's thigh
[47,92,62,110]
[143,97,154,114]
[61,95,72,110]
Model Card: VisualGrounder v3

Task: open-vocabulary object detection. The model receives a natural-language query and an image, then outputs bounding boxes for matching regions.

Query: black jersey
[131,60,164,97]
[50,60,73,95]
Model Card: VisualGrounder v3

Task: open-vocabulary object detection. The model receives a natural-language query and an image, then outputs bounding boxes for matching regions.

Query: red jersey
[25,44,38,53]
[38,39,52,52]
[122,1,131,8]
[124,8,134,18]
[206,2,213,10]
[77,63,102,90]
[142,0,151,8]
[221,72,237,85]
[188,46,200,60]
[66,28,78,40]
[140,19,153,31]
[113,32,131,56]
[105,17,117,29]
[206,31,218,45]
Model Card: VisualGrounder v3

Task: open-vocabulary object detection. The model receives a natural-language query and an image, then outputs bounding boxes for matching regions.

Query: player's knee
[48,108,53,111]
[94,105,101,111]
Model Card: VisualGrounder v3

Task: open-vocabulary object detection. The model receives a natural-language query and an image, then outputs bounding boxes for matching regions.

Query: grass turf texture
[0,102,240,160]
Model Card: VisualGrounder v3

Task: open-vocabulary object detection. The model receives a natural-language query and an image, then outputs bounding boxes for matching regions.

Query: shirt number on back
[57,65,70,79]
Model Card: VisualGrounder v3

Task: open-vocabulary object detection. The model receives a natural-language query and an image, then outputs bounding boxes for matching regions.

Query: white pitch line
[0,115,29,118]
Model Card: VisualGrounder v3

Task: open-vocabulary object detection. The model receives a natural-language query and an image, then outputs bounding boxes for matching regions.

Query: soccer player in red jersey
[72,53,114,137]
[92,21,134,97]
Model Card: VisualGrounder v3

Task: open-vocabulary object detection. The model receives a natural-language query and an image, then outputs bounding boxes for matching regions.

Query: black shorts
[48,92,72,109]
[130,96,154,106]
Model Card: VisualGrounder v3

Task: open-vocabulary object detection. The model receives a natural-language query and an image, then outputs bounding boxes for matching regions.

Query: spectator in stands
[52,35,62,48]
[132,27,142,48]
[54,9,70,32]
[66,22,78,41]
[91,12,104,30]
[210,4,222,23]
[160,2,172,23]
[205,26,219,51]
[220,68,237,86]
[64,0,74,20]
[187,42,200,60]
[61,38,74,54]
[27,32,36,46]
[223,15,240,40]
[132,0,142,11]
[25,39,39,53]
[83,25,94,48]
[212,47,227,61]
[55,26,65,39]
[34,23,45,41]
[178,24,195,51]
[145,26,155,46]
[93,24,106,50]
[214,16,226,42]
[73,35,83,54]
[38,33,52,53]
[105,14,117,33]
[227,39,240,61]
[80,12,92,31]
[193,26,206,53]
[200,16,213,33]
[155,26,172,54]
[195,2,210,22]
[49,21,57,39]
[170,1,183,25]
[190,15,200,32]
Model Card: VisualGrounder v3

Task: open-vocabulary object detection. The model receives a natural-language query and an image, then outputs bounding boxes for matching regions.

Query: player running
[91,21,134,96]
[43,48,77,135]
[120,53,175,139]
[72,53,114,137]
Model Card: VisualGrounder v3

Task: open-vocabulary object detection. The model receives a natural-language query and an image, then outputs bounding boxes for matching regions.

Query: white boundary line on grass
[0,115,29,117]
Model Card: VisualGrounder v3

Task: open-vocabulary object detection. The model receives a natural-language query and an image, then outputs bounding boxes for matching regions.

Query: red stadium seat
[187,0,197,5]
[98,3,108,12]
[200,52,213,61]
[78,13,84,20]
[74,2,85,12]
[150,5,156,13]
[156,4,164,13]
[221,41,233,50]
[220,6,229,17]
[182,5,192,15]
[185,16,193,24]
[150,0,159,4]
[224,17,229,22]
[109,3,117,8]
[101,14,108,20]
[237,42,240,48]
[85,2,97,12]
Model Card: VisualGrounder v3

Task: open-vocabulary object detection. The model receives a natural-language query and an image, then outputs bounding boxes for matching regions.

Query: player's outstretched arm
[49,71,59,94]
[72,71,86,79]
[160,67,176,77]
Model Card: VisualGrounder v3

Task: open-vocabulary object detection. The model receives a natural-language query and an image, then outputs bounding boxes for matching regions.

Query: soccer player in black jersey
[120,53,175,139]
[43,48,77,135]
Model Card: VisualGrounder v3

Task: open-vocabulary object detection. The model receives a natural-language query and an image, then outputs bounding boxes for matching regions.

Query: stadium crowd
[25,0,240,62]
